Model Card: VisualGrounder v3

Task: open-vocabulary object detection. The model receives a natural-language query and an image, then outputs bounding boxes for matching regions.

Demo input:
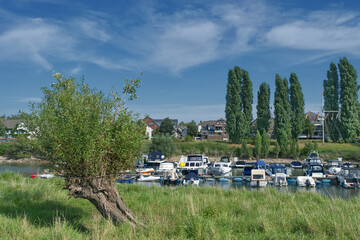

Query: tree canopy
[31,73,145,226]
[289,73,305,140]
[159,117,174,135]
[256,82,270,134]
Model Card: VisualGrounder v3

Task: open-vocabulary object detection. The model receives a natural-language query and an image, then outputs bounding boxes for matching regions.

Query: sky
[1,0,360,123]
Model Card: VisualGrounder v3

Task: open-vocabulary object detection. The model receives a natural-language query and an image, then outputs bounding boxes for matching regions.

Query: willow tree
[32,73,145,226]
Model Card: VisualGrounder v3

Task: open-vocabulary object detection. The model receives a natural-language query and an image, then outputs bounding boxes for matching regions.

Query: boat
[135,167,155,175]
[157,162,175,173]
[182,171,200,186]
[162,168,179,185]
[304,164,326,178]
[337,167,360,189]
[39,174,54,179]
[137,175,161,182]
[326,159,343,175]
[233,177,243,182]
[274,173,287,186]
[146,152,167,168]
[211,161,232,177]
[177,154,210,175]
[296,176,316,187]
[219,156,232,163]
[304,151,323,167]
[266,163,289,178]
[290,161,302,169]
[242,161,265,176]
[116,175,135,184]
[234,160,246,168]
[218,177,229,182]
[250,169,267,187]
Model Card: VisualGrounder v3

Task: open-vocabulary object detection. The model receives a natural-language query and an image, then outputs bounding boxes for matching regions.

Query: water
[2,163,359,200]
[0,163,52,176]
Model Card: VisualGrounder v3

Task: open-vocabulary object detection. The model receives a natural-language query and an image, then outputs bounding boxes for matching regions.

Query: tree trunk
[67,177,142,227]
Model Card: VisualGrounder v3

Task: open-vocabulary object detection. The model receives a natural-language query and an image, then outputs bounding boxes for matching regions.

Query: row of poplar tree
[225,57,359,157]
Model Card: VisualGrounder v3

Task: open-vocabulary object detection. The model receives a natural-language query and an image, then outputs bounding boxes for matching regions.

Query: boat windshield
[252,174,264,180]
[214,164,221,167]
[188,156,203,161]
[220,157,231,163]
[310,165,323,171]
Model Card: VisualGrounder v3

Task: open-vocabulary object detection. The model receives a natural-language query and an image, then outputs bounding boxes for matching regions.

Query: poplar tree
[225,68,242,143]
[242,70,253,136]
[274,74,291,156]
[289,73,305,140]
[256,82,270,134]
[338,57,359,142]
[323,62,340,141]
[261,130,270,158]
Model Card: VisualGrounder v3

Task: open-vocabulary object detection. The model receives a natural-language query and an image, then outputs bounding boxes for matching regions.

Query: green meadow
[0,172,359,239]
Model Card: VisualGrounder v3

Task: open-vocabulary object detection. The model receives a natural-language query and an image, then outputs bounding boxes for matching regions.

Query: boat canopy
[184,171,200,180]
[148,152,165,161]
[256,160,266,168]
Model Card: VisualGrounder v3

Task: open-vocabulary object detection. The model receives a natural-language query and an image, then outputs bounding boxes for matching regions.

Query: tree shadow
[0,187,90,233]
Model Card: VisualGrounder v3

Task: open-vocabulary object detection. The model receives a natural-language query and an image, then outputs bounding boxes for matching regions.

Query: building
[142,116,179,138]
[305,111,323,139]
[198,118,229,140]
[0,119,30,138]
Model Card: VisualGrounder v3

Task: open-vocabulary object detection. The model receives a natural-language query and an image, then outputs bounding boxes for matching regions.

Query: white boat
[182,171,200,186]
[337,167,360,189]
[211,162,232,177]
[296,176,316,187]
[326,159,342,175]
[274,173,287,186]
[146,152,167,168]
[250,169,267,187]
[304,164,326,178]
[137,175,161,182]
[304,151,323,167]
[136,167,155,175]
[177,154,210,175]
[162,168,179,185]
[157,162,175,173]
[39,174,54,179]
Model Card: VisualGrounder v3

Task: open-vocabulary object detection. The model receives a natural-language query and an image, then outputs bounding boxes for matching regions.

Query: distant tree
[179,121,186,127]
[274,74,290,156]
[256,82,271,133]
[186,120,198,137]
[323,62,340,142]
[261,130,270,158]
[0,120,5,137]
[31,73,144,226]
[7,111,30,120]
[338,57,359,142]
[254,130,262,159]
[289,73,305,140]
[304,117,315,138]
[159,117,174,135]
[149,134,175,157]
[242,70,253,136]
[225,68,243,143]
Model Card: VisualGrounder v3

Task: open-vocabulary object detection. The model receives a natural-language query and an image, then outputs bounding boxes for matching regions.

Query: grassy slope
[0,172,359,239]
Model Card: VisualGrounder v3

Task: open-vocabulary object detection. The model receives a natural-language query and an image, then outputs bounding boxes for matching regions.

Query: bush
[149,134,176,157]
[5,136,40,159]
[0,142,11,156]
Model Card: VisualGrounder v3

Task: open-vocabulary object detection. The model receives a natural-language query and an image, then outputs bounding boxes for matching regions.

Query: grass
[0,172,360,239]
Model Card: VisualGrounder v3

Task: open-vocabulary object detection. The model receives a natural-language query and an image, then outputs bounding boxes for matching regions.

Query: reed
[0,172,359,239]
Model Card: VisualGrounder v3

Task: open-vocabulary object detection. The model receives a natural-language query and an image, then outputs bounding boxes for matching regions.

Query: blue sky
[1,0,360,123]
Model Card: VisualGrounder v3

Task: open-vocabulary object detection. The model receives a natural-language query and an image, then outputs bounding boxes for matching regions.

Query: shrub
[149,134,176,157]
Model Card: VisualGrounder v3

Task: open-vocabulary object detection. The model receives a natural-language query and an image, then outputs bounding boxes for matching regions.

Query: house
[0,119,30,137]
[142,116,179,138]
[305,111,323,139]
[198,118,229,141]
[251,118,275,138]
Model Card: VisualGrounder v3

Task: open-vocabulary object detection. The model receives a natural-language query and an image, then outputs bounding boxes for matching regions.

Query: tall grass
[0,172,360,239]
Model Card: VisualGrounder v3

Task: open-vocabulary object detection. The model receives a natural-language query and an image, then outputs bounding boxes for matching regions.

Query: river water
[1,163,359,199]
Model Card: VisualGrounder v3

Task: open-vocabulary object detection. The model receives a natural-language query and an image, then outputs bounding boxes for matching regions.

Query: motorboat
[182,171,200,186]
[250,169,267,187]
[296,176,316,187]
[146,152,167,168]
[242,161,265,176]
[326,159,343,175]
[157,162,175,173]
[219,156,231,163]
[162,168,179,185]
[116,175,135,184]
[290,161,302,169]
[136,167,155,175]
[337,167,360,189]
[137,175,161,182]
[39,174,54,179]
[304,164,326,178]
[274,173,287,186]
[211,161,232,177]
[234,160,246,168]
[177,154,210,175]
[266,163,289,178]
[304,151,323,167]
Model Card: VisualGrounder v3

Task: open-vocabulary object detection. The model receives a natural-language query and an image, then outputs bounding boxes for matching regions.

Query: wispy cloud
[16,97,42,103]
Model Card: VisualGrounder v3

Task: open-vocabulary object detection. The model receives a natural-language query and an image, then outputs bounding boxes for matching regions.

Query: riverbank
[0,172,359,239]
[0,156,48,164]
